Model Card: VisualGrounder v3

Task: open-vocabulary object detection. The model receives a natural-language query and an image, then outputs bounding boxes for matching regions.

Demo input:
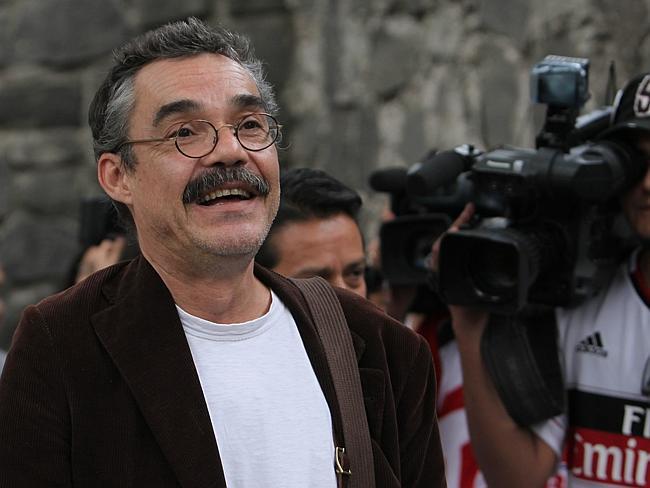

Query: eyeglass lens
[175,114,278,157]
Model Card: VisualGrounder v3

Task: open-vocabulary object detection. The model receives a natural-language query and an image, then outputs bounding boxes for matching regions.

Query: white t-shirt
[535,249,650,487]
[178,291,336,488]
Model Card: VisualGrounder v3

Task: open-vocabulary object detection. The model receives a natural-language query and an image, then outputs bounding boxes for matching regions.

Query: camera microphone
[368,167,408,194]
[406,147,474,196]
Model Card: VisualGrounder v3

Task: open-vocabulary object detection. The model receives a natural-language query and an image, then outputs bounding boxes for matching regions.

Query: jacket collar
[91,256,226,488]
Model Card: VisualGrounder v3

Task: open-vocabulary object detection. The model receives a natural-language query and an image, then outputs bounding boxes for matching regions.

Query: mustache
[182,166,270,204]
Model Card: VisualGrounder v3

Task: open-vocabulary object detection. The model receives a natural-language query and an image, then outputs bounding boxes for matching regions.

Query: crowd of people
[0,15,649,488]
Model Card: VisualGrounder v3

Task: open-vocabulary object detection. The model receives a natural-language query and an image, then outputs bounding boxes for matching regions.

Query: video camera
[372,55,645,314]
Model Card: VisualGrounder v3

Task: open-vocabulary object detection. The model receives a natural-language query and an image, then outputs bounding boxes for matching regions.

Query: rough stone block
[130,0,210,29]
[0,8,10,68]
[389,0,438,15]
[10,166,88,216]
[423,3,464,60]
[476,43,519,147]
[525,0,593,62]
[368,18,423,97]
[0,213,79,285]
[231,0,287,15]
[282,114,323,169]
[0,72,82,128]
[326,108,379,189]
[479,0,531,43]
[398,107,429,164]
[422,64,480,149]
[2,130,86,170]
[12,0,129,68]
[231,14,295,97]
[589,0,647,75]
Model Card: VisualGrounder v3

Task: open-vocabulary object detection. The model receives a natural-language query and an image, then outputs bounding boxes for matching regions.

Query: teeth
[198,188,251,203]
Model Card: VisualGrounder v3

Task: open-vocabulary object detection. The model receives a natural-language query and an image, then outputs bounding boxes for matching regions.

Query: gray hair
[88,17,278,171]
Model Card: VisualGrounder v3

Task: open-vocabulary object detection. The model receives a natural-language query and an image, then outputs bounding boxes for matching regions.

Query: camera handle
[481,309,565,426]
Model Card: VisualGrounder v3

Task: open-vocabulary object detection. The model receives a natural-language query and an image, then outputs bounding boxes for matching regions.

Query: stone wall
[1,0,649,345]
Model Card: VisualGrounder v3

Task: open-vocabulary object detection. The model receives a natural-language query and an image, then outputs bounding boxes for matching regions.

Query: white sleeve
[532,413,567,458]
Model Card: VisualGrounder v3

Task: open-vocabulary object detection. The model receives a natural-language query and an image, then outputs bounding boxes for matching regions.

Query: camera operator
[439,73,650,487]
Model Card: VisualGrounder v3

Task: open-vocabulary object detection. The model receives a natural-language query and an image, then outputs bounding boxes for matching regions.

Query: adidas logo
[575,332,608,357]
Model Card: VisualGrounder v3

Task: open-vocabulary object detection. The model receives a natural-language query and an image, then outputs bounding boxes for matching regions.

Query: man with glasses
[0,18,445,488]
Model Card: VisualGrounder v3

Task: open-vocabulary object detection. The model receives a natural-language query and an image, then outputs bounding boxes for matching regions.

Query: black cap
[601,73,650,138]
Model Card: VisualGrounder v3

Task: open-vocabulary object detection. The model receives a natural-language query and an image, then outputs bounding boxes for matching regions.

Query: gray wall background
[0,0,648,346]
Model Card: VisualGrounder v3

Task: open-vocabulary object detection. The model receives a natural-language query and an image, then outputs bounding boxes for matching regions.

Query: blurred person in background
[64,195,140,287]
[71,235,129,284]
[256,167,367,297]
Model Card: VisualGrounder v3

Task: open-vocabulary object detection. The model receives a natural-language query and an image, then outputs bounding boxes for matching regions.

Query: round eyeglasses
[116,113,281,158]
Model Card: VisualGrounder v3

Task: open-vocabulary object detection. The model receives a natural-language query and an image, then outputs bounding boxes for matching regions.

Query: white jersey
[437,338,565,488]
[178,291,336,488]
[410,313,565,488]
[437,339,486,488]
[535,249,650,487]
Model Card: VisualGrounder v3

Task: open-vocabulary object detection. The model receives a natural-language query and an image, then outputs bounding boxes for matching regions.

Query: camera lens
[467,240,518,301]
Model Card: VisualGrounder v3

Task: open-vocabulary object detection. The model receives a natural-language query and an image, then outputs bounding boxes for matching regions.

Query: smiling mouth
[183,167,270,205]
[197,187,254,206]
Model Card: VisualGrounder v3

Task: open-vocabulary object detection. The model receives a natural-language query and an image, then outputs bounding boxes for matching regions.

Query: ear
[97,152,134,206]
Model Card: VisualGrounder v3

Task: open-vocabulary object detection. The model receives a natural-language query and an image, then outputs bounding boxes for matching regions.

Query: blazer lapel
[92,256,226,488]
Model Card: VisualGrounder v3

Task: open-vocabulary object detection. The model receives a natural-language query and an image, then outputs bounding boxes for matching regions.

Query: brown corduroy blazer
[0,256,446,488]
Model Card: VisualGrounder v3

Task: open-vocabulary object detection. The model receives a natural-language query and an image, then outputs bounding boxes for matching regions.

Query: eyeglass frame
[114,112,282,158]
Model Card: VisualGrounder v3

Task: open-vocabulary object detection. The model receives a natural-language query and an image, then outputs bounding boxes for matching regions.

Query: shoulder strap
[290,277,376,488]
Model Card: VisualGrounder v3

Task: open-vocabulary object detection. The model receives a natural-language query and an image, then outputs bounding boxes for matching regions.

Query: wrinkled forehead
[132,53,261,126]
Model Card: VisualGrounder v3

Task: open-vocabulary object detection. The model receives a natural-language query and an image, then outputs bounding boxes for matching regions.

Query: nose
[200,124,246,167]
